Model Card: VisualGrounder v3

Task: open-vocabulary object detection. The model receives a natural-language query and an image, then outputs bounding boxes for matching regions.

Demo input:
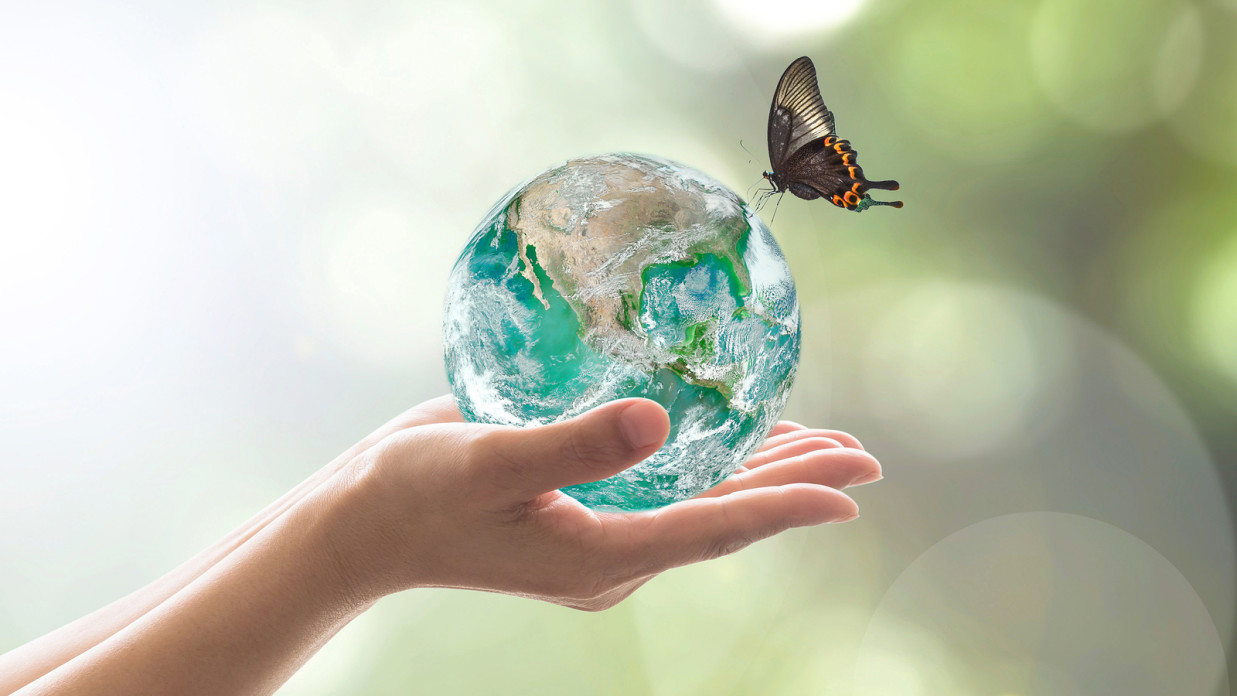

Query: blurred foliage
[1,0,1234,694]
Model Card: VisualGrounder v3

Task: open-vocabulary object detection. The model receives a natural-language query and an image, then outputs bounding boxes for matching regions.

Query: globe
[443,153,801,510]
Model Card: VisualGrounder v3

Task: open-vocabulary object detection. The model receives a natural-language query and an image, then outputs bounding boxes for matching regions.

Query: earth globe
[443,153,800,510]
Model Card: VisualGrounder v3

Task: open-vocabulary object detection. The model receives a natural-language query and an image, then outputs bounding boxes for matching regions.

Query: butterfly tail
[855,195,904,212]
[865,179,900,191]
[856,179,902,211]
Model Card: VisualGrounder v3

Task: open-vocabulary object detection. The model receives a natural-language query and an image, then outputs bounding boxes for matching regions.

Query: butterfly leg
[769,191,786,224]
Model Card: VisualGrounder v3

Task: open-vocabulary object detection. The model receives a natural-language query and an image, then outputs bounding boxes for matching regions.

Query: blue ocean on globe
[443,153,800,510]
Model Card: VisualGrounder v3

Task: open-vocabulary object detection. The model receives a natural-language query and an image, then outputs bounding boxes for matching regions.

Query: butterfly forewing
[767,57,836,172]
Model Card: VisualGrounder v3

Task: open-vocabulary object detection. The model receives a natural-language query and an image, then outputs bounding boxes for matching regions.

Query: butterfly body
[763,57,902,213]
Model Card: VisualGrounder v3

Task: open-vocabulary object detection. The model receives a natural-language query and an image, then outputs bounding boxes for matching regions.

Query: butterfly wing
[767,57,837,173]
[781,137,902,211]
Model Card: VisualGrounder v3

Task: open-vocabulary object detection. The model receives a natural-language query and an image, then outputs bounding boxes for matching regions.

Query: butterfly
[759,56,902,213]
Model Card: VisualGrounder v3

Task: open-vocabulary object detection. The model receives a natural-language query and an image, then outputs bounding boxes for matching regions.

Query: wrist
[257,482,380,622]
[312,448,432,602]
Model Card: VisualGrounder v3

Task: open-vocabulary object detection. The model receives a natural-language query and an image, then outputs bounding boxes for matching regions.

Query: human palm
[329,396,881,610]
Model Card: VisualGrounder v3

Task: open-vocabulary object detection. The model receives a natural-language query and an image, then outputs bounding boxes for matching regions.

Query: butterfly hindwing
[782,137,862,209]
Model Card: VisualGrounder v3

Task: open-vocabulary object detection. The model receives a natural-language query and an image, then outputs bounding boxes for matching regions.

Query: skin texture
[0,396,880,696]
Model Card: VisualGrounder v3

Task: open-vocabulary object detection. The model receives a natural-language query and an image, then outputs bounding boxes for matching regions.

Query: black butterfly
[760,56,901,213]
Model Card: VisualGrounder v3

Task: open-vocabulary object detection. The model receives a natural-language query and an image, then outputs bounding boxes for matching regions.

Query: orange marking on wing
[851,181,863,193]
[844,191,860,206]
[848,166,858,179]
[832,195,844,207]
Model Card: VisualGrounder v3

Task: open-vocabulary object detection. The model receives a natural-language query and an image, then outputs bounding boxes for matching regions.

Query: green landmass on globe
[443,153,801,510]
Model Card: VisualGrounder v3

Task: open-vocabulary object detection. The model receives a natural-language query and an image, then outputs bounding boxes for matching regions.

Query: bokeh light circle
[855,513,1229,695]
[886,1,1053,162]
[1191,231,1237,383]
[857,282,1073,461]
[1030,0,1203,133]
[1168,9,1237,167]
[787,279,1234,658]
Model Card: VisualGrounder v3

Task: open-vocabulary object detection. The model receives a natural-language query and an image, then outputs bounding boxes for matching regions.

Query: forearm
[0,399,451,694]
[0,458,353,694]
[13,479,372,696]
[2,406,434,695]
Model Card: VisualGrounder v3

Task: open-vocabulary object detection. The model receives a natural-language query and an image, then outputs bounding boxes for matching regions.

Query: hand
[326,396,881,611]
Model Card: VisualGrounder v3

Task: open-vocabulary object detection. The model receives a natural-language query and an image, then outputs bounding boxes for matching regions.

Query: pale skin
[0,395,881,695]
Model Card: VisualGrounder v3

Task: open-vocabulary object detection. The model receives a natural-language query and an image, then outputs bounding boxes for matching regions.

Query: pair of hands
[0,395,880,696]
[325,396,882,611]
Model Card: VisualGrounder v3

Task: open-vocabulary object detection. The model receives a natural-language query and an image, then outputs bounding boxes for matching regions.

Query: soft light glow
[301,199,455,369]
[182,8,348,179]
[854,652,931,696]
[887,1,1052,163]
[0,86,99,305]
[715,0,868,38]
[348,3,524,194]
[0,10,175,377]
[1030,0,1202,132]
[632,0,744,72]
[858,283,1071,460]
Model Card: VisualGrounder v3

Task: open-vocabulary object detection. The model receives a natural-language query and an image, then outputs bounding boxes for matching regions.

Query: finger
[757,427,865,453]
[616,484,858,576]
[321,395,465,481]
[477,398,669,500]
[699,448,881,498]
[746,436,844,470]
[339,396,466,472]
[767,421,808,438]
[376,395,465,433]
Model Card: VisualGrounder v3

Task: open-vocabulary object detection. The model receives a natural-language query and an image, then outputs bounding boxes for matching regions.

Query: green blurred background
[1,0,1234,693]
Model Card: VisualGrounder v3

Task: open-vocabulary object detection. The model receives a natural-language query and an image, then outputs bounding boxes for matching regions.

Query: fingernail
[620,402,666,449]
[833,512,860,523]
[849,472,883,487]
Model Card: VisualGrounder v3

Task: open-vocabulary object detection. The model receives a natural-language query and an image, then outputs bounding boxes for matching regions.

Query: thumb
[479,398,670,500]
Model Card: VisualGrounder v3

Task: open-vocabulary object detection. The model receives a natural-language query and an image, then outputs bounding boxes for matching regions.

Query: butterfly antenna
[738,139,755,165]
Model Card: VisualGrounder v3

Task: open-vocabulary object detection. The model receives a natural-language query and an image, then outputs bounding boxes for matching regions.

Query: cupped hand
[326,396,880,611]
